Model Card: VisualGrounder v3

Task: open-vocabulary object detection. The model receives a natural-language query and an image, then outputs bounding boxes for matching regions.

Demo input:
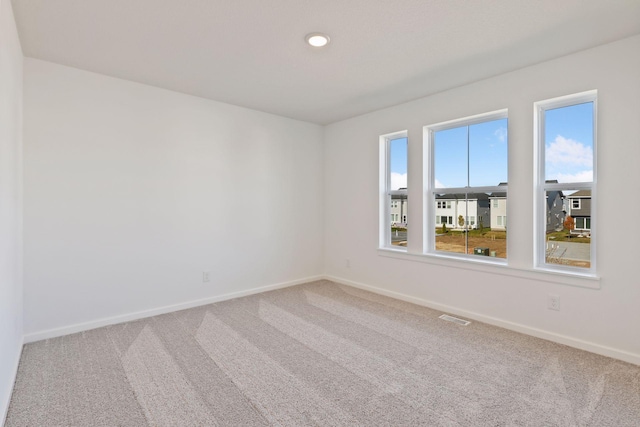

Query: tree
[458,215,465,228]
[441,222,447,234]
[564,215,575,233]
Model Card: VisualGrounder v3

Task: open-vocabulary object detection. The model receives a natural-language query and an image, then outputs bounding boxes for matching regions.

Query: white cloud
[494,127,507,143]
[391,174,446,189]
[390,172,407,190]
[553,170,593,183]
[546,136,592,167]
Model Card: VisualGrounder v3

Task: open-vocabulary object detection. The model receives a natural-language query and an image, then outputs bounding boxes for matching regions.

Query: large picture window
[424,110,508,260]
[379,131,408,249]
[535,91,596,273]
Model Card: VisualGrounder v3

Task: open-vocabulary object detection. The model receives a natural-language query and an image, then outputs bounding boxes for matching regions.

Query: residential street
[546,240,590,261]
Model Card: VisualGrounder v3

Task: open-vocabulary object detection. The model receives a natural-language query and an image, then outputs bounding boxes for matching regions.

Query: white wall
[23,59,324,338]
[0,0,23,421]
[324,36,640,363]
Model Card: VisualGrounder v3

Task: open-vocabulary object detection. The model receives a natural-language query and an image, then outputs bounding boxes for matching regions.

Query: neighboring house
[488,181,565,232]
[435,193,490,229]
[545,180,566,232]
[567,189,591,233]
[546,189,566,232]
[488,183,507,231]
[391,190,408,226]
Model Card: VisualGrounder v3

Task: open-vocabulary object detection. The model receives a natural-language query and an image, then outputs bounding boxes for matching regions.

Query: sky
[389,102,593,190]
[434,118,508,188]
[544,102,593,183]
[389,137,407,190]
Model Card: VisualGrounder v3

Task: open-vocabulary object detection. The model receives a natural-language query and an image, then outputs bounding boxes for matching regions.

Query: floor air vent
[439,314,471,326]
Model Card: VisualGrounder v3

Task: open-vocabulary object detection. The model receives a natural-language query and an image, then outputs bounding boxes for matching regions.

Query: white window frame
[572,199,581,209]
[534,90,597,275]
[379,130,408,250]
[423,109,508,261]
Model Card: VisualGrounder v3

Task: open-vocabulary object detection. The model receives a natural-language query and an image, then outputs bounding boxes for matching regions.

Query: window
[575,217,591,230]
[424,110,508,259]
[380,131,408,249]
[535,91,596,273]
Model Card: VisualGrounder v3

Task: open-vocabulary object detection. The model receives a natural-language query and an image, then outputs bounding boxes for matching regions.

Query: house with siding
[545,180,566,232]
[435,193,490,230]
[488,183,507,231]
[390,192,408,226]
[567,190,591,233]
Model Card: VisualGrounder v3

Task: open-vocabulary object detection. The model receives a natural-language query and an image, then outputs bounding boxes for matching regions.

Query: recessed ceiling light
[305,33,330,48]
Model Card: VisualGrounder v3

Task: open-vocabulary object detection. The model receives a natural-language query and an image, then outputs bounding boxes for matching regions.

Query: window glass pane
[435,193,506,258]
[434,127,467,188]
[544,102,594,183]
[386,136,407,248]
[390,194,407,247]
[469,118,508,187]
[389,137,407,190]
[544,189,590,269]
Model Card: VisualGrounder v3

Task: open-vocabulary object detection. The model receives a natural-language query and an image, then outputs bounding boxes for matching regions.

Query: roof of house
[568,190,592,198]
[435,193,490,201]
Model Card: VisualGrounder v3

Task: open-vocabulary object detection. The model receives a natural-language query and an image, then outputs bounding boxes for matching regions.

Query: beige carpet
[6,280,640,426]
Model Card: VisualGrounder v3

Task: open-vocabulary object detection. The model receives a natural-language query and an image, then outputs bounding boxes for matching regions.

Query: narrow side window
[534,91,596,274]
[379,131,408,250]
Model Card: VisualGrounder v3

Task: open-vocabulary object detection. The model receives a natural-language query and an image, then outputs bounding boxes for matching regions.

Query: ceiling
[11,0,640,125]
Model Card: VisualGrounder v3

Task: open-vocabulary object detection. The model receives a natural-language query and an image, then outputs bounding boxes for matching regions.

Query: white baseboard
[24,275,324,344]
[21,273,640,366]
[324,274,640,366]
[1,335,24,427]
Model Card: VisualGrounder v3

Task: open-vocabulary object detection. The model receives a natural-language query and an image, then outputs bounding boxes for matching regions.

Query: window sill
[377,248,600,289]
[379,246,408,254]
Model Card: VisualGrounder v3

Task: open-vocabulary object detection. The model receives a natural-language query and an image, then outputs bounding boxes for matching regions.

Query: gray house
[545,180,566,232]
[546,190,565,232]
[567,189,591,233]
[488,181,565,232]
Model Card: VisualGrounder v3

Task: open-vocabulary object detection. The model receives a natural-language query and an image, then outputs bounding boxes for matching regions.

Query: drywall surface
[23,59,324,336]
[324,36,640,361]
[0,0,23,421]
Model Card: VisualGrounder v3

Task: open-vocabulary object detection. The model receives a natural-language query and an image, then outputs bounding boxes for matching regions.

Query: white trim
[425,108,509,131]
[422,126,434,253]
[1,335,24,426]
[534,90,597,276]
[571,198,581,210]
[377,247,599,288]
[423,109,508,259]
[379,130,408,251]
[324,274,639,366]
[23,275,324,343]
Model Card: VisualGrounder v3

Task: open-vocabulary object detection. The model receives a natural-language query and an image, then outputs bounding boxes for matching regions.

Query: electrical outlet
[345,259,351,268]
[203,271,210,283]
[548,294,560,311]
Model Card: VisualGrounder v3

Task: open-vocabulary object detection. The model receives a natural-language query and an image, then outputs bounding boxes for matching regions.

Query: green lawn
[545,229,591,243]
